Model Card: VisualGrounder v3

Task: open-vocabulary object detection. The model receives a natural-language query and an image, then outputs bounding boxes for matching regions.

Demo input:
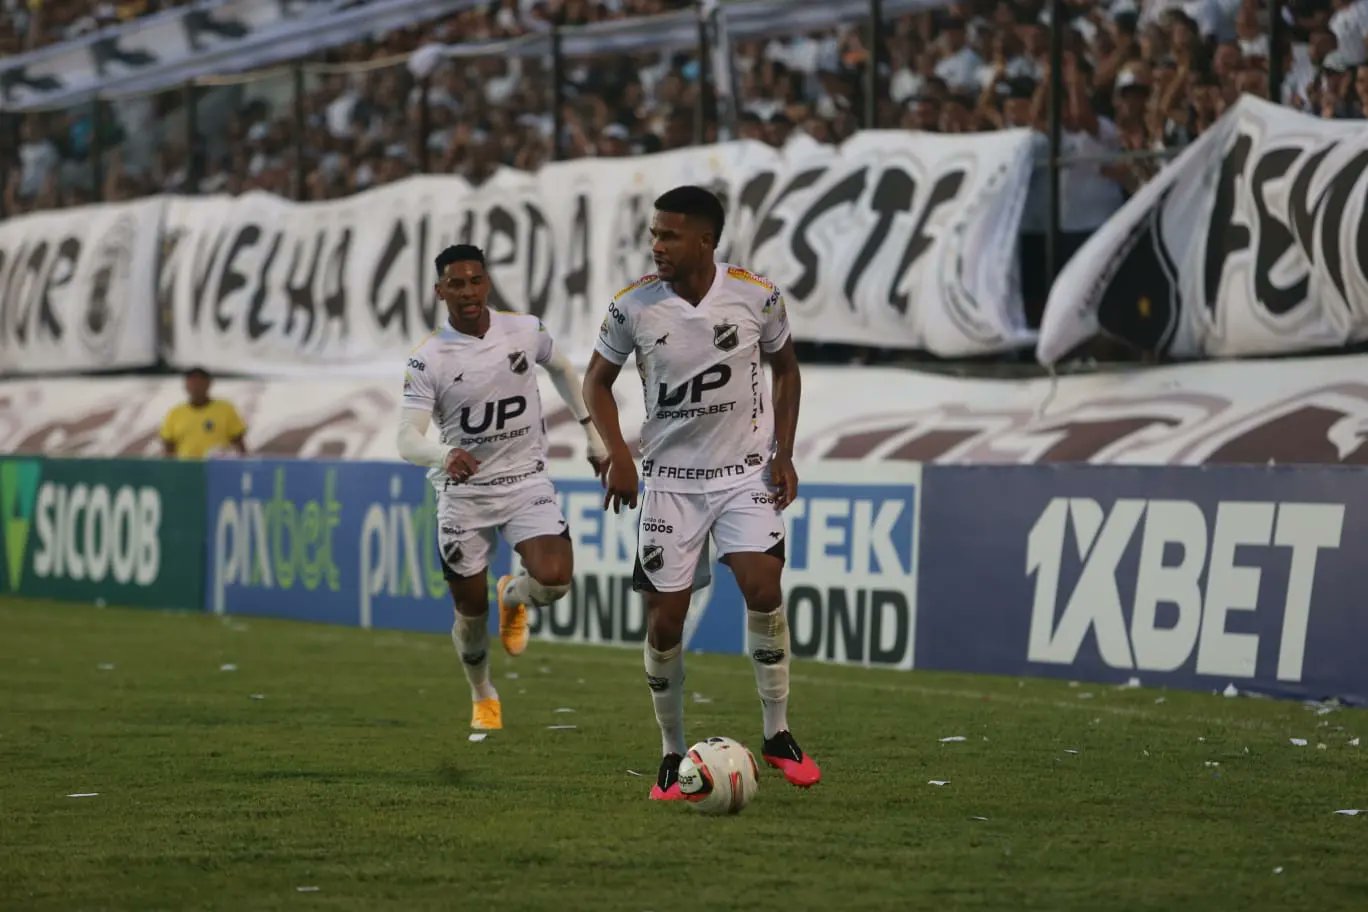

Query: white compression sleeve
[396,408,452,470]
[542,348,591,422]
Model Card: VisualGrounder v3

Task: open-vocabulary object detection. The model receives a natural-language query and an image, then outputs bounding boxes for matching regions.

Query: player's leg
[437,497,501,730]
[496,479,574,656]
[447,569,502,730]
[716,484,821,788]
[633,488,709,801]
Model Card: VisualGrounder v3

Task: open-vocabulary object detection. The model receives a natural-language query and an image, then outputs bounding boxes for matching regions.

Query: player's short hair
[435,244,486,278]
[654,186,725,246]
[185,366,211,381]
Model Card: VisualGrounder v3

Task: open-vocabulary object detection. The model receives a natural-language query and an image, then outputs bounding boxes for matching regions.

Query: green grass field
[2,598,1366,911]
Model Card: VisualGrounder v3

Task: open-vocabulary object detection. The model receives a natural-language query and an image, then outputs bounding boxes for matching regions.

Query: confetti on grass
[67,793,99,798]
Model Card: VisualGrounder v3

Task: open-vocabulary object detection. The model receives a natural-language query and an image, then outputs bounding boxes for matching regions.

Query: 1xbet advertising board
[0,457,205,610]
[205,459,921,668]
[917,465,1368,702]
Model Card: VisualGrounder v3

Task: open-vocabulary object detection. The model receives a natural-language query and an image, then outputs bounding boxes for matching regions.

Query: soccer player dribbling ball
[397,244,608,732]
[583,186,822,800]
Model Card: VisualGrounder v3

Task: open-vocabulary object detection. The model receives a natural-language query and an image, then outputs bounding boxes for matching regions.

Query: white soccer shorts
[436,477,568,580]
[633,475,786,593]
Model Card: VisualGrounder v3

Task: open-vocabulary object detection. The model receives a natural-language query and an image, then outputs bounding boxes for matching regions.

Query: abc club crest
[508,351,529,374]
[713,322,739,352]
[641,544,664,572]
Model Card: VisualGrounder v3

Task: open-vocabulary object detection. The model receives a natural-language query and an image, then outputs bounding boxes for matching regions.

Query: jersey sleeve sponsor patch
[614,274,659,301]
[726,266,776,292]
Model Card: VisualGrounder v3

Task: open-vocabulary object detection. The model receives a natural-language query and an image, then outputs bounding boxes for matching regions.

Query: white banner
[157,131,1036,376]
[1040,96,1368,365]
[0,0,477,111]
[0,198,162,375]
[6,354,1368,467]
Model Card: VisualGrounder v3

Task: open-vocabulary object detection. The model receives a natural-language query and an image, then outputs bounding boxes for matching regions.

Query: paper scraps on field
[219,663,238,672]
[1350,738,1360,747]
[970,816,989,821]
[505,672,519,680]
[1120,677,1142,689]
[249,694,266,700]
[927,780,950,787]
[626,770,644,777]
[296,886,321,893]
[938,736,967,743]
[1333,809,1364,816]
[1223,684,1239,698]
[1077,692,1095,700]
[691,693,713,704]
[1063,749,1079,755]
[547,725,578,731]
[67,793,99,798]
[1155,697,1167,704]
[1290,738,1309,747]
[1317,743,1328,750]
[97,663,115,671]
[553,707,575,714]
[468,733,487,743]
[1204,761,1220,768]
[538,666,552,674]
[1273,867,1285,875]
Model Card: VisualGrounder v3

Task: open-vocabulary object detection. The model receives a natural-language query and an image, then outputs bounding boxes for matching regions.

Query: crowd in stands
[5,0,1368,223]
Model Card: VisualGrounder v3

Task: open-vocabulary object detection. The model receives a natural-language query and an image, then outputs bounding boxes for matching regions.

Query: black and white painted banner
[0,0,478,111]
[1040,97,1368,365]
[0,199,162,375]
[157,131,1037,375]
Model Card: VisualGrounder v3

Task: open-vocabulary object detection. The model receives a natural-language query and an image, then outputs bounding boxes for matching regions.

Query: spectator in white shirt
[1331,0,1368,66]
[934,16,985,94]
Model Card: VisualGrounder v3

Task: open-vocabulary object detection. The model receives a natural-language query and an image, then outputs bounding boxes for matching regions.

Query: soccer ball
[677,737,759,814]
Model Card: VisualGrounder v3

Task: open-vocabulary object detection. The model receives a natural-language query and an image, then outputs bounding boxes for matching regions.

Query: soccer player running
[398,244,608,732]
[583,186,821,800]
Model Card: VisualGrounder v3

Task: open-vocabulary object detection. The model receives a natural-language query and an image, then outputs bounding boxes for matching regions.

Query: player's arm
[761,287,800,509]
[534,322,609,472]
[159,410,177,458]
[225,404,248,455]
[397,356,478,481]
[583,352,637,513]
[585,300,639,512]
[767,338,801,509]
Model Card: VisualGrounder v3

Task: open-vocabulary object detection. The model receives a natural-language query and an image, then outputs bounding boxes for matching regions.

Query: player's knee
[647,611,686,649]
[742,584,784,613]
[528,578,571,605]
[530,561,572,590]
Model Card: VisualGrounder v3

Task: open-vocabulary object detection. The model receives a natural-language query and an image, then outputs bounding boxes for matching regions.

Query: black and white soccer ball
[676,737,759,814]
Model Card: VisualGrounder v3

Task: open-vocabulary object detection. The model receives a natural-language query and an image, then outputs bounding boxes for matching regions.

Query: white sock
[748,607,790,739]
[644,641,686,756]
[503,572,568,608]
[452,613,498,702]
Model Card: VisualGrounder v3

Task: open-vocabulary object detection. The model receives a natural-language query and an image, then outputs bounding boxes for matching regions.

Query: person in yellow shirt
[160,367,248,459]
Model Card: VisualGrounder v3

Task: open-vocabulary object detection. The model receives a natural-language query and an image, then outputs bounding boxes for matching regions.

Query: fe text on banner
[918,464,1368,703]
[1040,96,1368,365]
[0,457,206,611]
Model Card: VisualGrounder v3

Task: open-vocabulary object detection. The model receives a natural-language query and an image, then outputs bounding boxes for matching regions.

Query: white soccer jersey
[403,310,555,492]
[593,263,793,494]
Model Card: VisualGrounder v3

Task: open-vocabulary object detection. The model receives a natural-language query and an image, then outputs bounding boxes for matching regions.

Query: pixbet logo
[1025,497,1344,681]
